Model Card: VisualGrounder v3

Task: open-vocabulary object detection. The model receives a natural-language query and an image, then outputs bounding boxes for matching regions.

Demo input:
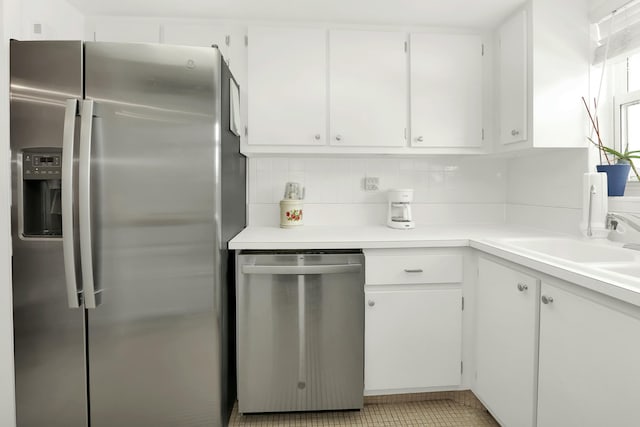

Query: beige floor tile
[229,399,498,426]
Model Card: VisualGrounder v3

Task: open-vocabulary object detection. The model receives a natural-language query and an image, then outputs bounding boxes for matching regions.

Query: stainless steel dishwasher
[236,250,364,413]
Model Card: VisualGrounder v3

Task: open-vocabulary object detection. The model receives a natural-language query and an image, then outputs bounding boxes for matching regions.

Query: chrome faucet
[607,212,640,232]
[607,212,640,250]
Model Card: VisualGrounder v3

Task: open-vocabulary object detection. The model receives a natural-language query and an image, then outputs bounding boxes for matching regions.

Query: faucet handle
[607,212,640,233]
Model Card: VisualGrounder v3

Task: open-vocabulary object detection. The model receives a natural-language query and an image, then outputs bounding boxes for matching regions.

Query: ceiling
[66,0,526,29]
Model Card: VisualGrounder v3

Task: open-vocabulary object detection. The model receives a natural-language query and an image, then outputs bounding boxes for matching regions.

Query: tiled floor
[229,399,499,426]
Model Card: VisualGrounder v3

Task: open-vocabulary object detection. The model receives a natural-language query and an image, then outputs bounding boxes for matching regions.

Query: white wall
[0,1,84,426]
[248,156,508,226]
[18,0,84,39]
[506,149,589,235]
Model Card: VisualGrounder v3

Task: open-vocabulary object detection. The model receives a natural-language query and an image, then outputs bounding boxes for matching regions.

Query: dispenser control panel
[23,150,62,180]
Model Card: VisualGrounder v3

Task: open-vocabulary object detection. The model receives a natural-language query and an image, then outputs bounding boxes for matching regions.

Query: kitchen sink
[489,237,638,263]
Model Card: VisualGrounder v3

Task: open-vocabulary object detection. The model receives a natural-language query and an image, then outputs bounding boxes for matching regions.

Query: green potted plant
[582,97,640,196]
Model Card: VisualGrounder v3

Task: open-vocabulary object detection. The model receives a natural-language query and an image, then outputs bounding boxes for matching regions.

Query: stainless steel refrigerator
[10,40,246,427]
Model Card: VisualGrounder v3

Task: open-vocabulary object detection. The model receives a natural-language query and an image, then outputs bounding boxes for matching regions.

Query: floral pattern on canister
[286,209,302,222]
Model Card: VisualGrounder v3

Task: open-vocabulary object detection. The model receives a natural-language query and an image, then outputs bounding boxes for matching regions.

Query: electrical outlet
[364,177,380,191]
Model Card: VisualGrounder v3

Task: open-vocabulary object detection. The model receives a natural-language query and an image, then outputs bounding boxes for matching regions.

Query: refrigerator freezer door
[10,40,87,427]
[84,42,225,427]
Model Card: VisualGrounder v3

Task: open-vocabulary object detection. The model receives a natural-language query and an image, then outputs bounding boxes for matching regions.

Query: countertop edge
[229,239,470,250]
[229,226,640,309]
[469,240,640,308]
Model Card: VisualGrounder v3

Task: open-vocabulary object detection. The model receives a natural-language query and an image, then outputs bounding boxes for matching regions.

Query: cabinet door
[247,27,327,146]
[410,33,482,148]
[538,282,640,427]
[475,258,537,427]
[329,30,407,147]
[498,9,527,145]
[92,19,161,43]
[365,288,462,392]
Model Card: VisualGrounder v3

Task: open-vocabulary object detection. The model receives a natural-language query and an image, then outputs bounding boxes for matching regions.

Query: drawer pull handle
[541,295,554,305]
[517,283,528,292]
[404,269,424,273]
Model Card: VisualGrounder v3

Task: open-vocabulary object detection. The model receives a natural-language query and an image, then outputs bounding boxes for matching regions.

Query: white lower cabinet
[537,282,640,427]
[364,249,463,394]
[365,288,462,392]
[475,256,640,427]
[475,258,538,427]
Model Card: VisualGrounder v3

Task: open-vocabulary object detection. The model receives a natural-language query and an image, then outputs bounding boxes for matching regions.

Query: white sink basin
[490,237,638,263]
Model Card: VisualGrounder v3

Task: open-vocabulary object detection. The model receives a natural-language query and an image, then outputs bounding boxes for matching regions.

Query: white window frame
[613,90,640,162]
[611,56,640,195]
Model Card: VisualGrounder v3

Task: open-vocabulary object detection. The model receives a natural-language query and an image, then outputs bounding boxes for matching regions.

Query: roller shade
[594,0,640,63]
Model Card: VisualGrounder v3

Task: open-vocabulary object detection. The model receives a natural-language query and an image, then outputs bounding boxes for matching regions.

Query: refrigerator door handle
[296,258,306,391]
[79,99,100,309]
[62,99,82,308]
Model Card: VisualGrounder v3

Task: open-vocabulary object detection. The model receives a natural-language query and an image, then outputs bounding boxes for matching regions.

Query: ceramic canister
[280,199,304,228]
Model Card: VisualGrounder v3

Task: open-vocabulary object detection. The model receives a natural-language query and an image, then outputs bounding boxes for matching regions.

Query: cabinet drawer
[366,254,463,285]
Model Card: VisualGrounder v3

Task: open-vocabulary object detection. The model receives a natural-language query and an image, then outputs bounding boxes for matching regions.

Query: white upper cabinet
[498,10,527,145]
[410,33,483,148]
[247,27,327,146]
[329,30,407,147]
[496,0,589,150]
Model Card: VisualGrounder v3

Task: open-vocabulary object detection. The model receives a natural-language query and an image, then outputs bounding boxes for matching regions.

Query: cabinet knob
[368,300,375,307]
[314,134,321,141]
[511,129,520,136]
[517,283,528,292]
[335,135,342,142]
[541,295,554,304]
[416,136,424,142]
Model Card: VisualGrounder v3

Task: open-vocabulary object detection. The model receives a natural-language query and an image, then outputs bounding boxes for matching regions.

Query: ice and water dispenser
[21,148,63,237]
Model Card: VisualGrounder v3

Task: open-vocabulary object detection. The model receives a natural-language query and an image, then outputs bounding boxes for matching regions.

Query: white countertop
[229,224,553,250]
[230,225,640,308]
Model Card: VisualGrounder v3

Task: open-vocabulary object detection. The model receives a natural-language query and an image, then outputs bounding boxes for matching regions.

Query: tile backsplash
[248,156,508,226]
[506,149,588,235]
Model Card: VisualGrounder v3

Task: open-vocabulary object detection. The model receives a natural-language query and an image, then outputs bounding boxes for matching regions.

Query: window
[614,52,640,182]
[629,53,640,91]
[620,98,640,181]
[593,1,640,186]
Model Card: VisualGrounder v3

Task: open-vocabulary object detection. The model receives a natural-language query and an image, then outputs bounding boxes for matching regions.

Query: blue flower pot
[596,163,631,196]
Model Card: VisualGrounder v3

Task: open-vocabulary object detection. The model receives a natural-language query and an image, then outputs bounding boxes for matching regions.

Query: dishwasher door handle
[241,264,362,275]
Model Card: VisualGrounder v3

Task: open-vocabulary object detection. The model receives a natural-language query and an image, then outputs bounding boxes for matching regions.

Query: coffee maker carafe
[387,189,415,229]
